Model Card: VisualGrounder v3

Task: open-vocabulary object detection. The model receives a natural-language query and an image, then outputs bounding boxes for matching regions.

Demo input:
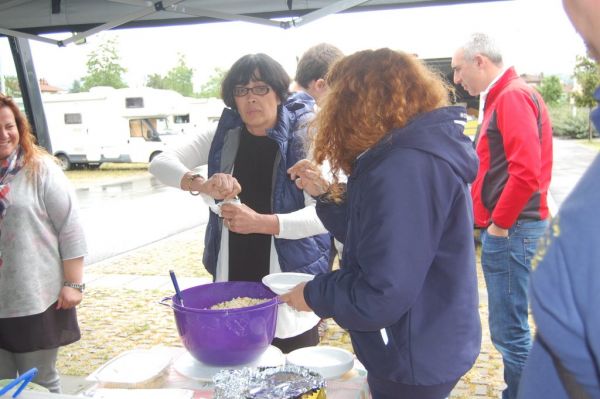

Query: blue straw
[0,367,38,398]
[169,270,184,306]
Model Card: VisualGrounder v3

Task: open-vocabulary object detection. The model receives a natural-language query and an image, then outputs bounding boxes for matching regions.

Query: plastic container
[85,347,173,388]
[162,281,278,367]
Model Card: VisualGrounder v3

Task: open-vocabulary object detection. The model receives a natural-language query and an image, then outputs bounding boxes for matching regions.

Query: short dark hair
[295,43,344,89]
[221,53,290,110]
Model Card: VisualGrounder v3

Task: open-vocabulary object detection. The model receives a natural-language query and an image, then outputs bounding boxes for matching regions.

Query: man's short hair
[462,33,503,66]
[295,43,344,89]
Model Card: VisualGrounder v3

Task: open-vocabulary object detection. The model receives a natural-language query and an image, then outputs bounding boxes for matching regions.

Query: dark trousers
[271,324,319,354]
[368,374,459,399]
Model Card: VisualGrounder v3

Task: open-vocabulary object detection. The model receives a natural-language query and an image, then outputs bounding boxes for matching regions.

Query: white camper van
[181,97,225,133]
[42,87,192,170]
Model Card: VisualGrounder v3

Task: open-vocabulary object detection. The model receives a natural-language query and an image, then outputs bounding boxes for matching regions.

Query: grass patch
[65,163,150,187]
[88,229,209,278]
[99,163,149,170]
[57,288,182,376]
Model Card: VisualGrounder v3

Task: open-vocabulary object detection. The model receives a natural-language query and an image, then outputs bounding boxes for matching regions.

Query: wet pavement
[549,138,598,209]
[75,167,209,265]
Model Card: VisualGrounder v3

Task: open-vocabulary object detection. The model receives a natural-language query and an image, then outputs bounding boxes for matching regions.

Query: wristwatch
[64,281,85,293]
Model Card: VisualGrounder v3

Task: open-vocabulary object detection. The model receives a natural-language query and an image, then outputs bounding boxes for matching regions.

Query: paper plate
[286,346,354,379]
[262,272,315,295]
[173,345,285,382]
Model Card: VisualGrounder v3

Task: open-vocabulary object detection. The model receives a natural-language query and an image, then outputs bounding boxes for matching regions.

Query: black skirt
[0,302,80,353]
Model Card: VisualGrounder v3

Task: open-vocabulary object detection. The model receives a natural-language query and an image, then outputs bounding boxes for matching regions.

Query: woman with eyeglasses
[150,53,331,353]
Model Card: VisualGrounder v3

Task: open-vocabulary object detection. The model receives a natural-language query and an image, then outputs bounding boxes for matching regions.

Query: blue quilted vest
[203,95,331,279]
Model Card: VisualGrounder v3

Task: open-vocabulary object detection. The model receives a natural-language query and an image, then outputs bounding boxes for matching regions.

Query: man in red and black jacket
[452,33,553,399]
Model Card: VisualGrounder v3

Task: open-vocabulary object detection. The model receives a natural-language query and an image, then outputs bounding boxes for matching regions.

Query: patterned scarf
[0,146,25,267]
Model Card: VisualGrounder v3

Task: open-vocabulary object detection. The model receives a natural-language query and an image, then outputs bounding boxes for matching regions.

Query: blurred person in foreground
[517,1,600,398]
[452,33,553,399]
[149,53,331,353]
[282,48,482,399]
[295,42,345,260]
[294,43,345,338]
[0,94,87,393]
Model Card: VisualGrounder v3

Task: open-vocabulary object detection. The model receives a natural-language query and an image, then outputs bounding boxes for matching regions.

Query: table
[84,347,371,399]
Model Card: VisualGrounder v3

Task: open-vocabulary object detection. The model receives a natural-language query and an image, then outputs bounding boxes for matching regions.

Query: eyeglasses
[233,85,271,97]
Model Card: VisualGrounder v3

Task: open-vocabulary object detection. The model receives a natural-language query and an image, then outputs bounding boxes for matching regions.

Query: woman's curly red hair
[312,48,452,197]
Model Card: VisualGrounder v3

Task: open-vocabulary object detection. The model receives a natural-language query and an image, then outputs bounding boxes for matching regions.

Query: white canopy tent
[0,0,510,46]
[0,0,508,148]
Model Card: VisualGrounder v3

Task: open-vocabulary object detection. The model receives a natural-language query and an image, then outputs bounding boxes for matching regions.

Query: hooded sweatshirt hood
[356,106,478,185]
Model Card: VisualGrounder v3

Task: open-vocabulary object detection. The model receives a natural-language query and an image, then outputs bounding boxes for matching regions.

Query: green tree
[81,37,127,91]
[537,75,564,105]
[2,75,20,97]
[164,54,194,97]
[197,67,227,98]
[572,55,600,108]
[69,79,83,93]
[145,54,194,96]
[146,73,167,90]
[572,55,600,139]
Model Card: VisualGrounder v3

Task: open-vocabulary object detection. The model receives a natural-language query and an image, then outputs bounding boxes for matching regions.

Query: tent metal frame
[0,0,508,147]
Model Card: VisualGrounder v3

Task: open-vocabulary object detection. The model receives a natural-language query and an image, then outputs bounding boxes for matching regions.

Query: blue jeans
[480,219,548,399]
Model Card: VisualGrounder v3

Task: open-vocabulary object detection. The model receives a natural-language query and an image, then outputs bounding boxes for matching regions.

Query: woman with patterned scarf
[0,94,87,393]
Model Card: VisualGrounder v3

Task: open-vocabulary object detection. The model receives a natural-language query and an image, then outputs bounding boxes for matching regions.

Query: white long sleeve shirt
[149,127,328,281]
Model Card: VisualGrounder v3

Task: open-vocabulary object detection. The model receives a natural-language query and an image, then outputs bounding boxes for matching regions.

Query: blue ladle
[169,270,185,307]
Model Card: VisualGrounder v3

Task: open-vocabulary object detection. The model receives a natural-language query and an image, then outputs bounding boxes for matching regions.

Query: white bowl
[262,272,315,295]
[286,346,354,379]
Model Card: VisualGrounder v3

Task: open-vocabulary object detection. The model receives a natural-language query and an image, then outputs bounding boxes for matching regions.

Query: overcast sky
[0,0,586,91]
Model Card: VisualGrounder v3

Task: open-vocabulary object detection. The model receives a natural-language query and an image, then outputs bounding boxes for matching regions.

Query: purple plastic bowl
[169,281,278,367]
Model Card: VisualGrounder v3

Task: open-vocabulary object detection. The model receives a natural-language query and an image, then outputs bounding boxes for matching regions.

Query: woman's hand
[279,282,312,312]
[288,159,330,197]
[56,286,83,310]
[204,173,242,200]
[59,256,84,310]
[221,203,279,235]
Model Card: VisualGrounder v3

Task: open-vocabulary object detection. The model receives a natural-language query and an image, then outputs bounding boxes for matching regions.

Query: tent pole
[9,36,52,153]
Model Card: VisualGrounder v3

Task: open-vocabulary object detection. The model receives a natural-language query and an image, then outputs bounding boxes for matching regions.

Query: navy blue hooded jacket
[305,106,482,385]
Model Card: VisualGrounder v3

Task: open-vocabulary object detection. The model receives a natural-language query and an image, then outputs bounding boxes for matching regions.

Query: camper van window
[154,118,176,136]
[129,118,160,141]
[174,114,190,124]
[64,113,82,124]
[126,97,144,108]
[130,119,150,140]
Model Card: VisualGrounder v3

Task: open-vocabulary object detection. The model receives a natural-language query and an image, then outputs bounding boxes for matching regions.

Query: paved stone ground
[59,226,505,397]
